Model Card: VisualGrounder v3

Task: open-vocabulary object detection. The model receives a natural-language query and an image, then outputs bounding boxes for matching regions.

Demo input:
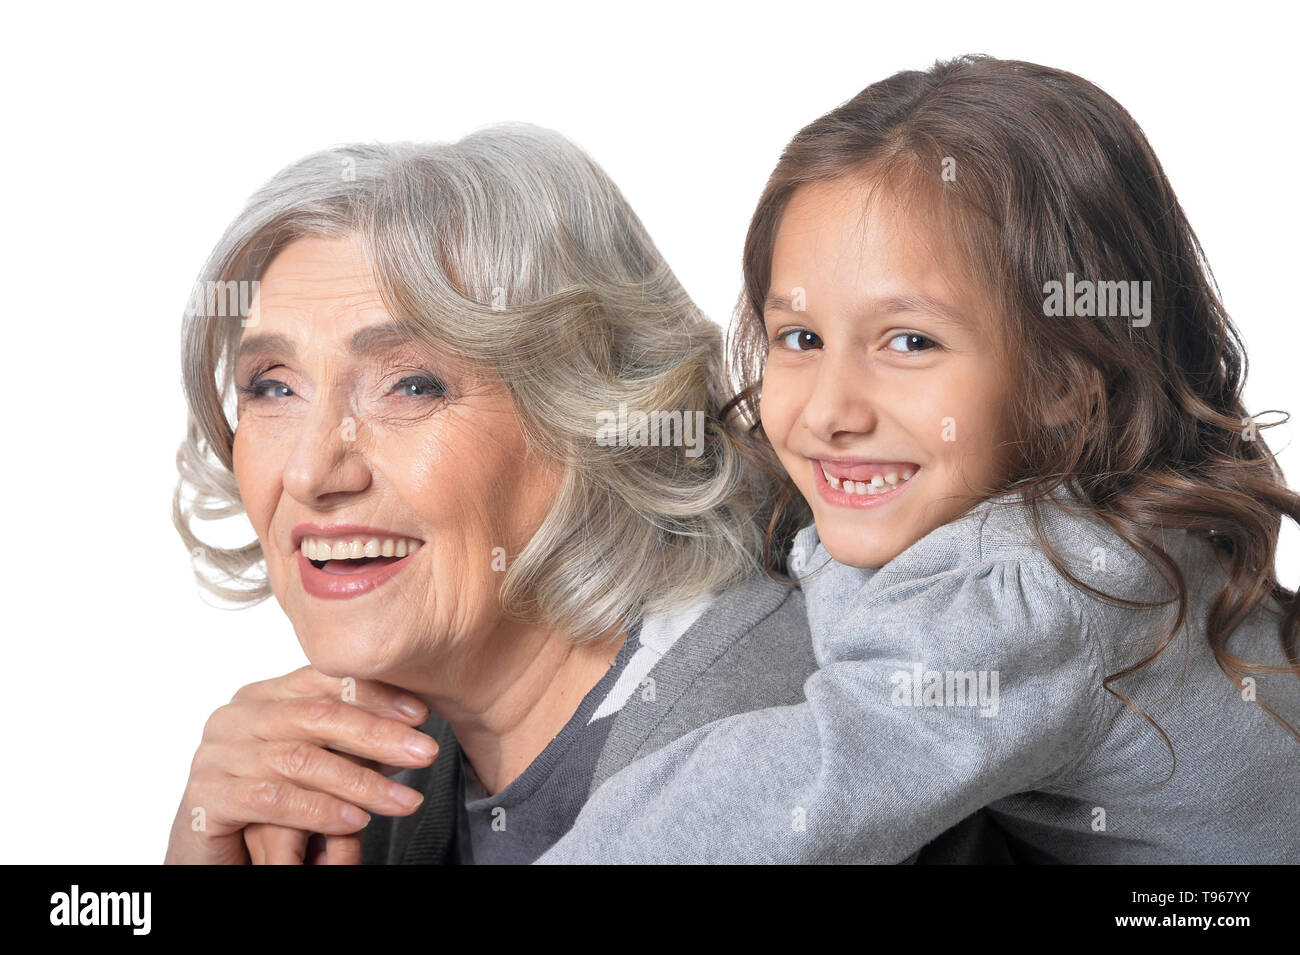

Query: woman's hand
[165,665,438,865]
[244,823,362,865]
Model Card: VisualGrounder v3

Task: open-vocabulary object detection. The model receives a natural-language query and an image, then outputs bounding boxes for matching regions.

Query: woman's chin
[293,626,404,681]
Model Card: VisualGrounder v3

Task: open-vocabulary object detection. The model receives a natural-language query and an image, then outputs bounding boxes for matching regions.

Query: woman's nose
[281,395,372,504]
[801,349,878,443]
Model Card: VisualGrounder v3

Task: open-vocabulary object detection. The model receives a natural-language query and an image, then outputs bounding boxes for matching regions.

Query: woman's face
[231,235,564,681]
[759,177,1018,569]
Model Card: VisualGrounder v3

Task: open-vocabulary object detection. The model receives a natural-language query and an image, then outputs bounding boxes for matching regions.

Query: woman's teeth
[821,465,916,496]
[300,536,423,560]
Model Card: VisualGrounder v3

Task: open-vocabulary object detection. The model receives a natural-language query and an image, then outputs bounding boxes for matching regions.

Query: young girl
[537,55,1300,863]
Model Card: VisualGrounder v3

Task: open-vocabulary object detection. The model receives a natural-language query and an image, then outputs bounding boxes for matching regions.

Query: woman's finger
[231,666,428,725]
[201,739,427,818]
[322,833,363,865]
[203,697,438,770]
[213,775,375,836]
[320,752,409,779]
[245,823,310,865]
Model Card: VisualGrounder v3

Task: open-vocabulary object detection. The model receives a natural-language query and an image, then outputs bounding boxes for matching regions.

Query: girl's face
[760,177,1019,569]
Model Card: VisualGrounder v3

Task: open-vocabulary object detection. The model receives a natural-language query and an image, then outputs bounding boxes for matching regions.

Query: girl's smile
[812,457,918,508]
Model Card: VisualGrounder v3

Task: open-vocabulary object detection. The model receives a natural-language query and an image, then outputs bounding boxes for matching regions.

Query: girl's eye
[238,379,294,400]
[392,375,446,398]
[777,329,823,351]
[886,332,938,353]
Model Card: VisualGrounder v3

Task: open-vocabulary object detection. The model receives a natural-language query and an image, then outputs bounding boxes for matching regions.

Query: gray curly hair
[174,123,773,642]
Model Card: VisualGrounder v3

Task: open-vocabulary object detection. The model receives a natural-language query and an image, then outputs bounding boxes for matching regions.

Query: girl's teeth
[820,464,917,496]
[301,536,423,560]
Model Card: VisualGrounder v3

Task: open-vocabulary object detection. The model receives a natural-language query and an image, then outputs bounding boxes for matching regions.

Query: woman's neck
[398,620,627,796]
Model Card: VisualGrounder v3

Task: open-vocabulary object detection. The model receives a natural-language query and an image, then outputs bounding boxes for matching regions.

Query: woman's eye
[392,375,446,398]
[885,332,938,353]
[239,379,294,400]
[777,329,822,351]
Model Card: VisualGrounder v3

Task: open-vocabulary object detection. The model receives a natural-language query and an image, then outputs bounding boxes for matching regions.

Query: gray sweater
[360,570,1009,863]
[538,485,1300,863]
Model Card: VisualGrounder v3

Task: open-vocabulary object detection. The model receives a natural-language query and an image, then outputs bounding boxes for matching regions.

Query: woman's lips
[811,458,918,509]
[296,548,418,600]
[292,535,423,600]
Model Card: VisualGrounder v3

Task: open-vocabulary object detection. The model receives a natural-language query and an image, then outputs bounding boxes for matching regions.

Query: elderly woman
[162,124,827,865]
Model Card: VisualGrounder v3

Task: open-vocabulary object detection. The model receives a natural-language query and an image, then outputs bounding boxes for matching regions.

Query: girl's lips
[817,459,918,482]
[296,546,420,600]
[811,459,918,509]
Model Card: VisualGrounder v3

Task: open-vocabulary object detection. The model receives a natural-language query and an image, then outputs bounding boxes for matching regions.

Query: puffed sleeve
[536,558,1106,863]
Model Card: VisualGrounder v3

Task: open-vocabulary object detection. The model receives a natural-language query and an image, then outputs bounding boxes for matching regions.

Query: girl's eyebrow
[763,293,967,328]
[873,294,968,328]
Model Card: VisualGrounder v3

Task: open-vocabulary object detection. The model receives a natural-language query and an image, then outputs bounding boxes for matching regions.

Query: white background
[1,0,1295,863]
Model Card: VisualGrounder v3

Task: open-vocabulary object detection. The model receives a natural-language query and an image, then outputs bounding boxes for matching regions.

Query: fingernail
[394,697,425,719]
[342,805,370,827]
[389,783,424,809]
[405,735,438,760]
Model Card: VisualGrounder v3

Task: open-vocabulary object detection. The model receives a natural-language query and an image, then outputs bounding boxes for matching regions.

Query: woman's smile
[292,523,426,600]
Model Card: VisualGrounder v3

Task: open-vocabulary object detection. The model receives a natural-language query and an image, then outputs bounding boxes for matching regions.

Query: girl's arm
[536,558,1105,863]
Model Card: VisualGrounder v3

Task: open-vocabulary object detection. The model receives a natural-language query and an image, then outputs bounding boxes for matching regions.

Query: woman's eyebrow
[235,332,296,364]
[235,321,420,365]
[348,320,421,356]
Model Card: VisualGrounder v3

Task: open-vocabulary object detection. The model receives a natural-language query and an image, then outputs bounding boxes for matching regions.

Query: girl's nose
[801,349,877,443]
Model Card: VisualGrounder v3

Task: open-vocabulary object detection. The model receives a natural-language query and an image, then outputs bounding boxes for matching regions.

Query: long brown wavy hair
[722,55,1300,758]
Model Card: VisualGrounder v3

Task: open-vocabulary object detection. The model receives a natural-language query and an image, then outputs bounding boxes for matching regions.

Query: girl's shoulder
[792,482,1223,662]
[877,482,1216,607]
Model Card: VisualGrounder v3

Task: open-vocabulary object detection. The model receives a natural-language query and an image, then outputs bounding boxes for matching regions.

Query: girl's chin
[824,546,895,570]
[816,526,906,569]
